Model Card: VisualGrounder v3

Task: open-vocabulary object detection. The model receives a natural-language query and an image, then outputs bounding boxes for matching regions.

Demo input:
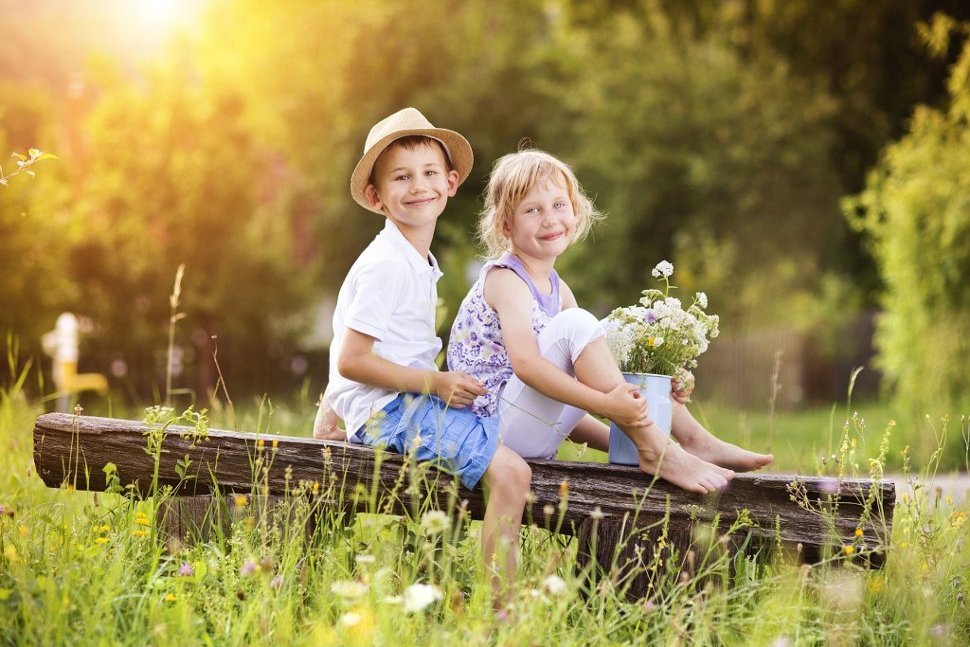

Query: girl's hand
[672,370,695,404]
[432,371,486,409]
[603,383,651,428]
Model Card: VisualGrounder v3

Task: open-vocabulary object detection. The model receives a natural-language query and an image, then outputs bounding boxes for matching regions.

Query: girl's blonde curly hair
[478,149,603,259]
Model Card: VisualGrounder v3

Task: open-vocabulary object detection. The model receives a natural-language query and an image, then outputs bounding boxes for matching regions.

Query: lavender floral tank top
[447,253,561,417]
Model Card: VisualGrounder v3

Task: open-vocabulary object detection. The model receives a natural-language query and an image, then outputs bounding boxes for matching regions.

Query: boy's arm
[338,328,485,408]
[485,269,647,427]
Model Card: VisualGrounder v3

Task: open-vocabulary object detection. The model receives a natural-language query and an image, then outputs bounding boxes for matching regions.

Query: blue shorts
[350,393,500,489]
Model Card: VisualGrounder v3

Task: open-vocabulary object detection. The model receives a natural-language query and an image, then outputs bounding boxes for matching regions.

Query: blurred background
[1,0,968,435]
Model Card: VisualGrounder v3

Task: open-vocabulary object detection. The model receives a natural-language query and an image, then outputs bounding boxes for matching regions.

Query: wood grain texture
[33,412,895,552]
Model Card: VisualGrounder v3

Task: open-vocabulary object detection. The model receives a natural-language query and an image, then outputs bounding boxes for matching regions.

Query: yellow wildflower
[867,575,885,595]
[843,545,855,556]
[3,545,18,562]
[272,439,279,450]
[135,517,151,526]
[234,494,248,508]
[133,529,148,538]
[854,528,864,538]
[164,593,177,602]
[257,438,265,450]
[100,525,111,532]
[95,537,109,545]
[18,525,29,538]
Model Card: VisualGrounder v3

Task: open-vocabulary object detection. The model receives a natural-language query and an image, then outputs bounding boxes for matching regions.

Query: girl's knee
[557,307,599,333]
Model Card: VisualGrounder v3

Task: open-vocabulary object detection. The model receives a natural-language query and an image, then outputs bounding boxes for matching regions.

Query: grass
[2,379,969,645]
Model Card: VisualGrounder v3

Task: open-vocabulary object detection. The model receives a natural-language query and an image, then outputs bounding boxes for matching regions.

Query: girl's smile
[506,176,576,265]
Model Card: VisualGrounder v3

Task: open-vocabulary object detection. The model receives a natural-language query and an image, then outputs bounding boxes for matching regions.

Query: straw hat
[350,107,474,213]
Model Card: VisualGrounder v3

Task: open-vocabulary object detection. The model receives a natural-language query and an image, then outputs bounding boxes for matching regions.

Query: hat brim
[350,128,474,214]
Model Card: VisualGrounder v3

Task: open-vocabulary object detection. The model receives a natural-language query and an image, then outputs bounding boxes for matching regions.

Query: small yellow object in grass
[18,525,28,538]
[100,525,111,532]
[257,438,265,450]
[135,517,150,526]
[854,528,864,538]
[133,529,148,538]
[843,545,855,556]
[272,439,279,450]
[165,593,177,602]
[95,537,109,545]
[234,494,248,508]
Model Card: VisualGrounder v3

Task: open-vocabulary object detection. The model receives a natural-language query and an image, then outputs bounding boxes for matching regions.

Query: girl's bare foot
[670,404,772,471]
[630,424,734,494]
[678,435,774,472]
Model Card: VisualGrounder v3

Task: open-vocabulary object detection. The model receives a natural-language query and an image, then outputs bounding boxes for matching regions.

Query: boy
[320,108,533,595]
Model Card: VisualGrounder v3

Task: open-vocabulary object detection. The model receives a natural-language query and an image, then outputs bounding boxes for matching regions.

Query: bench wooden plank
[32,412,895,554]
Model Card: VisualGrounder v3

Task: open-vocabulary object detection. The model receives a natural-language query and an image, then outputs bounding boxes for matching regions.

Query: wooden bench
[32,412,896,598]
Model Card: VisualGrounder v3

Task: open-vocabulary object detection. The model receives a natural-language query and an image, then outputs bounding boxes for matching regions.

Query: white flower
[420,510,452,535]
[542,575,568,596]
[651,260,674,278]
[696,292,708,309]
[339,612,363,627]
[331,580,369,598]
[402,582,443,613]
[355,554,376,565]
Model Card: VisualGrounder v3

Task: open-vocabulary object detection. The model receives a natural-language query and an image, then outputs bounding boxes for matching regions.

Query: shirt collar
[380,219,443,280]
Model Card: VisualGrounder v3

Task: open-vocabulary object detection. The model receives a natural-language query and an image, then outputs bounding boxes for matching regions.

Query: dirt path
[889,471,970,504]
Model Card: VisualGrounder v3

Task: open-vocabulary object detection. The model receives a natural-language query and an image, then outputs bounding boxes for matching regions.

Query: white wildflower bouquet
[604,261,719,379]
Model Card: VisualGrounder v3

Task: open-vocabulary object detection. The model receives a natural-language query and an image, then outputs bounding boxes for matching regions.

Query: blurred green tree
[846,16,970,417]
[71,56,314,398]
[555,9,842,330]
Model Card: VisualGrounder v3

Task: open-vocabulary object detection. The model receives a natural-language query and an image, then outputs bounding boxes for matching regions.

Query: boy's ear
[364,184,384,212]
[445,169,460,197]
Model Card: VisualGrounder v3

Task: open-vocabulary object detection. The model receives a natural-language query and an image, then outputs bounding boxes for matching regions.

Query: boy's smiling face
[364,140,459,235]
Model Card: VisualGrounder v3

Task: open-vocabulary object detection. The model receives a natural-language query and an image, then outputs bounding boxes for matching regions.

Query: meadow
[1,376,968,646]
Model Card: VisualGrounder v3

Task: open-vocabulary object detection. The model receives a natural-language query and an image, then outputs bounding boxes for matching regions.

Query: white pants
[498,308,605,459]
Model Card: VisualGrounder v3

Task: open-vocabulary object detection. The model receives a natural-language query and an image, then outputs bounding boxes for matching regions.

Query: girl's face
[504,175,576,265]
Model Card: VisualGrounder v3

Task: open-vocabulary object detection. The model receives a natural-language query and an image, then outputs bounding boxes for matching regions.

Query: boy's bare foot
[313,405,346,441]
[678,435,773,472]
[630,425,734,494]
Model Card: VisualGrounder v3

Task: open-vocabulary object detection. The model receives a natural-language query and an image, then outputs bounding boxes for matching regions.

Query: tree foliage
[1,0,969,401]
[847,16,970,415]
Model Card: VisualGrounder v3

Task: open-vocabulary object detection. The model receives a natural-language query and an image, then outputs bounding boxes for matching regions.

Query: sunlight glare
[132,0,200,34]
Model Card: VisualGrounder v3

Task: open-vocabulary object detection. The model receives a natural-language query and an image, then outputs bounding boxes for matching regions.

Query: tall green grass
[1,371,969,645]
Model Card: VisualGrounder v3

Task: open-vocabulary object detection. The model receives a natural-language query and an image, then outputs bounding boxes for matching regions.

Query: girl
[447,149,772,494]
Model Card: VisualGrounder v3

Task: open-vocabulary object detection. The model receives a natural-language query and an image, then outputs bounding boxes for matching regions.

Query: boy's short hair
[368,135,454,186]
[478,149,603,259]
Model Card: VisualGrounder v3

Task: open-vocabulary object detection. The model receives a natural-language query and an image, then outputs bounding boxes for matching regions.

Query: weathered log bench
[32,413,895,598]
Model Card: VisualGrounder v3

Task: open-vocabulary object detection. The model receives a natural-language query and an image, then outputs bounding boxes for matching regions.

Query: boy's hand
[603,383,651,428]
[672,370,695,404]
[432,371,486,409]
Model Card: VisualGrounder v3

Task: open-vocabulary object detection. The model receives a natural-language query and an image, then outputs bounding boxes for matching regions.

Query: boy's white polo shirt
[327,219,444,437]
